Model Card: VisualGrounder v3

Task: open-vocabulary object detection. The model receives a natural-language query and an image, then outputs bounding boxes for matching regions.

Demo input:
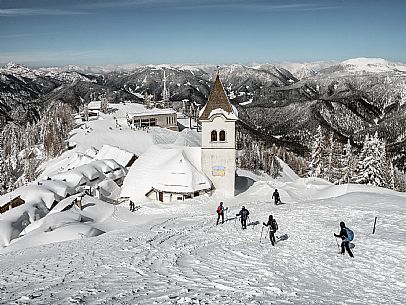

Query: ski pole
[334,236,341,253]
[260,225,264,243]
[265,227,270,242]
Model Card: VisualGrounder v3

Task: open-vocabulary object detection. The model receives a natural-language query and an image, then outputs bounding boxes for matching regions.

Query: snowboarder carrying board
[334,221,354,258]
[272,189,281,205]
[236,206,250,229]
[216,202,227,225]
[263,215,278,246]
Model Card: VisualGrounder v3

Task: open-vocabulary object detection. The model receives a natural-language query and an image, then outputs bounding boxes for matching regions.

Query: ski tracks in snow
[0,198,405,304]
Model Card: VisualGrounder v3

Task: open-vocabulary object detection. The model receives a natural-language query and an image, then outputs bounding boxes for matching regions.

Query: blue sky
[0,0,405,66]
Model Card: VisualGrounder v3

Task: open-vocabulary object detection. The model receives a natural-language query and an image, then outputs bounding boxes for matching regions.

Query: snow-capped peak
[340,57,406,73]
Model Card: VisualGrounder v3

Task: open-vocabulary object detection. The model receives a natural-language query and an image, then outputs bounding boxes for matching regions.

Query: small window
[141,119,149,127]
[211,130,217,142]
[219,130,226,141]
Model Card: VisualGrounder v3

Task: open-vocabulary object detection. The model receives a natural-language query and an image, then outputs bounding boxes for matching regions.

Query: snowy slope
[0,173,405,304]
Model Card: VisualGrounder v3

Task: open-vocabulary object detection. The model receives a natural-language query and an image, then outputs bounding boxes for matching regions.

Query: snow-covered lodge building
[126,108,178,131]
[121,74,237,202]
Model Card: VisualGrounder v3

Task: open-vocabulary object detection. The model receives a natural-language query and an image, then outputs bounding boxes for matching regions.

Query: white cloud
[176,1,337,12]
[0,8,89,16]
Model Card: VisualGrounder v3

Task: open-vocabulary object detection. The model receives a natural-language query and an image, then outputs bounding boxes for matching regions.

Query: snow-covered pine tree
[388,161,395,190]
[308,125,325,178]
[323,131,335,181]
[394,167,406,192]
[337,139,355,184]
[41,102,73,158]
[272,156,283,178]
[354,132,388,187]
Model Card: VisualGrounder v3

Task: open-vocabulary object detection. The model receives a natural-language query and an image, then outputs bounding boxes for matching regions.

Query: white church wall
[201,115,236,197]
[201,149,235,197]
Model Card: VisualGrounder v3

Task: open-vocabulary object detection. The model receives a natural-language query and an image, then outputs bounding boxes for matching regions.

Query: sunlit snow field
[1,179,405,304]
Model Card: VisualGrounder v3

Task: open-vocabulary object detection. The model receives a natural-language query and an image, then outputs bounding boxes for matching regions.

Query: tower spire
[199,73,233,121]
[162,69,170,102]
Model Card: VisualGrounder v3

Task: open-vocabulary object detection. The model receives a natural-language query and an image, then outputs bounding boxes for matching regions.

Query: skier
[263,215,278,246]
[236,206,250,229]
[216,202,226,225]
[334,221,354,258]
[272,189,280,205]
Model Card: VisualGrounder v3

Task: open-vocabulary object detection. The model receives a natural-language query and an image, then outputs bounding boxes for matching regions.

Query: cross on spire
[216,65,220,76]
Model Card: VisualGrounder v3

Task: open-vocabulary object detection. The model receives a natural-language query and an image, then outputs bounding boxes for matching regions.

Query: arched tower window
[219,130,226,142]
[211,130,217,142]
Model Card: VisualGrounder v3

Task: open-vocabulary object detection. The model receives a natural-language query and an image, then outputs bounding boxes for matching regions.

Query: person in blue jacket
[334,221,354,258]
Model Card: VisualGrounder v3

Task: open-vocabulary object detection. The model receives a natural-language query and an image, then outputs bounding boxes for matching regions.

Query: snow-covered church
[121,74,238,203]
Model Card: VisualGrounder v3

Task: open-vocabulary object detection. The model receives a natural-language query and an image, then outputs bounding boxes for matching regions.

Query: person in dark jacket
[272,189,280,205]
[236,206,250,229]
[263,215,278,246]
[216,202,225,225]
[334,221,354,257]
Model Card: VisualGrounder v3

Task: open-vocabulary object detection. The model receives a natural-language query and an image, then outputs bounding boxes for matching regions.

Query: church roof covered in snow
[199,74,236,121]
[121,145,212,201]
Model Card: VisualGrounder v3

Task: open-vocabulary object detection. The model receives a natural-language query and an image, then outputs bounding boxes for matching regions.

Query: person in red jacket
[216,202,225,225]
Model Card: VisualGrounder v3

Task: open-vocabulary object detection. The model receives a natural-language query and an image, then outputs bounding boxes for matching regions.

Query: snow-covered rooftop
[127,108,176,118]
[0,184,57,211]
[121,145,210,201]
[88,101,105,110]
[49,159,127,189]
[95,144,136,167]
[152,152,211,193]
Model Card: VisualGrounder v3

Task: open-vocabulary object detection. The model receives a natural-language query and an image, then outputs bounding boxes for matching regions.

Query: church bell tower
[200,74,237,197]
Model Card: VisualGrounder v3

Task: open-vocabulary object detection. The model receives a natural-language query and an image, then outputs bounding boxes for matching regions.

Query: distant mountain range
[1,58,405,170]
